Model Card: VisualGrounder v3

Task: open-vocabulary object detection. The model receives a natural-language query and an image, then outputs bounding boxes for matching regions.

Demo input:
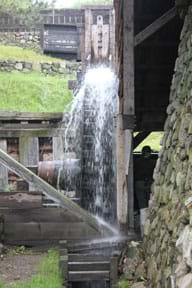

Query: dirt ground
[0,249,46,285]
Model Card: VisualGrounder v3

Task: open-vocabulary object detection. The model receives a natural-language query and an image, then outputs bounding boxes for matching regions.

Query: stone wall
[0,31,41,52]
[0,60,81,75]
[144,4,192,288]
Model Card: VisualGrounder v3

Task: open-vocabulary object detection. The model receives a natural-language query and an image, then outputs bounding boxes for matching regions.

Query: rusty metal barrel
[38,159,81,191]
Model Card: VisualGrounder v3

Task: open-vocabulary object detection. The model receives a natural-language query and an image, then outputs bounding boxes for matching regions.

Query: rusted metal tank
[38,159,81,191]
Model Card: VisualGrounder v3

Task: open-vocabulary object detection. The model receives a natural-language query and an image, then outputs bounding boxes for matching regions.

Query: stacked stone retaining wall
[144,4,192,288]
[0,31,41,52]
[0,60,81,76]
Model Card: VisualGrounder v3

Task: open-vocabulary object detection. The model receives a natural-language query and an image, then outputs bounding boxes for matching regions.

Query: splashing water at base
[62,65,119,223]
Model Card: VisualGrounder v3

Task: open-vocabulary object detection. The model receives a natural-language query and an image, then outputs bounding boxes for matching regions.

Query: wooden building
[114,0,184,231]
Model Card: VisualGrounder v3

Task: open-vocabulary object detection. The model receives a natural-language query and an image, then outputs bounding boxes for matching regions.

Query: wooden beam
[0,111,63,121]
[0,128,65,138]
[124,0,135,232]
[135,7,177,46]
[0,140,8,191]
[0,148,101,234]
[117,0,135,232]
[133,132,151,149]
[19,136,39,191]
[0,192,42,208]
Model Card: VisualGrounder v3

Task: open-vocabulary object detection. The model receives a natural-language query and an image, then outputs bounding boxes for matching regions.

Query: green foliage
[118,280,131,288]
[0,0,54,28]
[0,45,63,63]
[0,71,73,112]
[72,0,113,8]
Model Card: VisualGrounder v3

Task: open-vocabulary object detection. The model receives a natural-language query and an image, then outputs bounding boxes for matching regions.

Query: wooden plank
[123,0,135,231]
[0,111,63,121]
[60,253,68,285]
[68,261,110,272]
[0,148,101,235]
[53,136,64,160]
[0,123,60,129]
[68,271,110,282]
[4,222,100,241]
[68,254,110,262]
[0,192,42,208]
[0,140,8,191]
[110,256,118,286]
[117,0,135,232]
[19,136,39,191]
[0,128,65,138]
[1,207,83,223]
[135,7,177,46]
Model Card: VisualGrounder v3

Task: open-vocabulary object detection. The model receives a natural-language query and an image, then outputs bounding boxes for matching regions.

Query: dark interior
[135,0,183,131]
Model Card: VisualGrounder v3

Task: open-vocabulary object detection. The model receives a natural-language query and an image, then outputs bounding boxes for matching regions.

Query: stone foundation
[144,4,192,288]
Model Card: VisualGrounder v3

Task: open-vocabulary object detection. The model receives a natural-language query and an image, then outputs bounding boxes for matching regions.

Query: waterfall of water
[62,65,119,222]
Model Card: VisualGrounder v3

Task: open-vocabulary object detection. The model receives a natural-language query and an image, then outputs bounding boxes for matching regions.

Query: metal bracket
[123,114,136,130]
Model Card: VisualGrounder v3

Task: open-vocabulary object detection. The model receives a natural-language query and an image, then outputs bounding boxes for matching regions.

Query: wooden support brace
[133,131,151,149]
[135,7,177,46]
[0,148,101,234]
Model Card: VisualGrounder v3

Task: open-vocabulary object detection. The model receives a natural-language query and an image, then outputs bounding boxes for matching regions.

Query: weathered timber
[20,136,39,191]
[0,111,63,121]
[0,140,8,191]
[0,192,42,208]
[135,7,177,46]
[110,256,119,288]
[117,0,135,232]
[68,254,110,262]
[0,207,83,223]
[0,123,60,129]
[0,128,65,138]
[60,252,68,285]
[0,148,101,235]
[133,131,151,149]
[68,261,110,272]
[124,0,135,231]
[68,271,110,282]
[4,222,99,242]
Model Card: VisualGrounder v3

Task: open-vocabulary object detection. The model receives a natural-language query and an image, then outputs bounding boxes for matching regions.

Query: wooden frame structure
[115,0,183,231]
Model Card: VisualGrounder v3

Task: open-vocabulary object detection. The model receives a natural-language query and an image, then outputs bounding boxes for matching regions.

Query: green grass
[0,45,63,64]
[134,132,164,152]
[0,249,63,288]
[0,71,73,112]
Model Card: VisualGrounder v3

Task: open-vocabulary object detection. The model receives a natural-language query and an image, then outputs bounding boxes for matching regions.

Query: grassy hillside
[0,71,72,112]
[0,45,62,64]
[0,46,74,112]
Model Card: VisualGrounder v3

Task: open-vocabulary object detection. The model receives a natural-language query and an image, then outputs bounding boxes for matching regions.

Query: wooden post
[0,140,8,191]
[59,245,68,286]
[19,136,39,191]
[117,0,135,232]
[84,8,93,62]
[53,136,63,160]
[124,0,135,232]
[110,256,119,288]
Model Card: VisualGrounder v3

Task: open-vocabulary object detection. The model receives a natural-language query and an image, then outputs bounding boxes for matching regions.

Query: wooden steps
[59,240,119,287]
[68,271,110,282]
